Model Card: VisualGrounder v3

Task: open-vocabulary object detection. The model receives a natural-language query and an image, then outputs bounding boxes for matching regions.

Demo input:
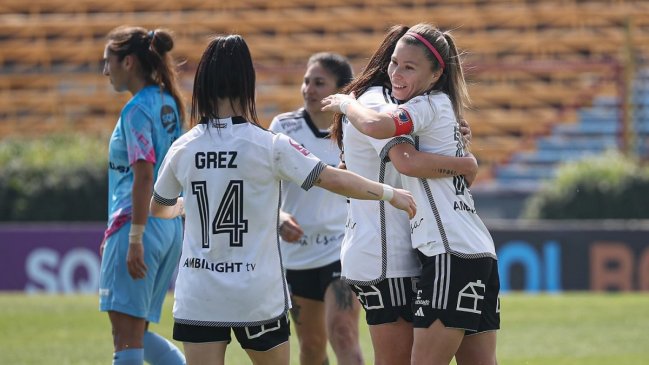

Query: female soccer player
[323,23,499,365]
[148,34,416,365]
[327,25,478,365]
[98,26,186,365]
[269,52,364,365]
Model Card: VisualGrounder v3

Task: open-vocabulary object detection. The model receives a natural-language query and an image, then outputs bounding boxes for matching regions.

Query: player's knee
[327,322,358,350]
[298,333,327,357]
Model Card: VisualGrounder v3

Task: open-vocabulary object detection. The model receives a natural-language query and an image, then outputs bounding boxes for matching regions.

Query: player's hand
[127,243,148,279]
[459,118,472,145]
[279,212,303,243]
[389,189,417,219]
[321,93,356,113]
[463,153,478,187]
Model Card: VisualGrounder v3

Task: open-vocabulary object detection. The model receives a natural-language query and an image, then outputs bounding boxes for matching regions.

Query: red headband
[405,32,445,70]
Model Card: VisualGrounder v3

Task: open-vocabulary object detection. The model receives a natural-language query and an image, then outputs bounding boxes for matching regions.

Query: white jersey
[393,93,496,259]
[153,117,326,326]
[341,86,421,284]
[269,108,346,270]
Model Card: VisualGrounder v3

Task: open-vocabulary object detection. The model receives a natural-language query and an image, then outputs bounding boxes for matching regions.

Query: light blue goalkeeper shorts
[99,216,182,323]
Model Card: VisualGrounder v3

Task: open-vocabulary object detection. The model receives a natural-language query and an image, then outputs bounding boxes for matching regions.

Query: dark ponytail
[330,25,409,149]
[106,26,186,125]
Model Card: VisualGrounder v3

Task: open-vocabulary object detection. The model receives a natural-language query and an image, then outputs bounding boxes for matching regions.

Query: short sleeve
[379,136,416,162]
[122,104,156,165]
[153,147,182,205]
[356,88,407,160]
[392,95,436,136]
[272,134,325,191]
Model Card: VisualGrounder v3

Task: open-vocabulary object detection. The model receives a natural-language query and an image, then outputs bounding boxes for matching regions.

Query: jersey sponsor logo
[414,289,430,306]
[414,307,425,317]
[195,151,238,169]
[182,257,256,273]
[294,233,344,247]
[160,104,178,133]
[279,118,303,134]
[415,298,431,306]
[453,200,476,214]
[288,138,311,156]
[456,279,485,314]
[109,162,130,174]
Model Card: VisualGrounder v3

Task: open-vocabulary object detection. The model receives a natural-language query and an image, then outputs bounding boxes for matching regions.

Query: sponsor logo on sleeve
[289,138,311,156]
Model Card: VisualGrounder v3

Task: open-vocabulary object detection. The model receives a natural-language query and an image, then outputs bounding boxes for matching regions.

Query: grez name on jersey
[195,151,238,169]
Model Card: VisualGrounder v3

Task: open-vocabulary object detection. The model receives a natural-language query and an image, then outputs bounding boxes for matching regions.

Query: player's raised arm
[322,93,397,139]
[314,166,416,219]
[388,143,478,184]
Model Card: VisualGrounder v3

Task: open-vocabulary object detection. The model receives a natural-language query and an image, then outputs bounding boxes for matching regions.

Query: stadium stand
[0,0,647,190]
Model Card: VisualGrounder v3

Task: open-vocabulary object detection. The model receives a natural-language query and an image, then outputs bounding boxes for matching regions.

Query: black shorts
[173,315,291,351]
[286,260,342,301]
[350,277,418,325]
[413,252,500,334]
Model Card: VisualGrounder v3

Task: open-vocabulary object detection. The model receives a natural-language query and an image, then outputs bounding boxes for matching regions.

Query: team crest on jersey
[160,105,178,133]
[289,138,311,156]
[396,109,411,123]
[391,108,413,135]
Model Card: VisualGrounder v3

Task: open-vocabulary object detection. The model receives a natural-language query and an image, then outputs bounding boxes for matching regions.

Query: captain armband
[390,108,414,136]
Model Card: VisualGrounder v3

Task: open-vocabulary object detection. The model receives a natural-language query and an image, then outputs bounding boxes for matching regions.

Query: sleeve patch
[390,108,414,136]
[289,138,311,156]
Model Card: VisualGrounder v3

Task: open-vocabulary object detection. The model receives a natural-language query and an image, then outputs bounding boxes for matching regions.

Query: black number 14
[191,180,248,248]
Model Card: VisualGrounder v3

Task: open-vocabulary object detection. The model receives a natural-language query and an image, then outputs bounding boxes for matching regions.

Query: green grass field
[1,292,648,364]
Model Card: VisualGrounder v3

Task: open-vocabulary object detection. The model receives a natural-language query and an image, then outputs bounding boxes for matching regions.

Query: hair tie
[405,32,445,70]
[147,30,156,51]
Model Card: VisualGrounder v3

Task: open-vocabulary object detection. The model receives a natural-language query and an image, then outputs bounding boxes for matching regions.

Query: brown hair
[307,52,353,88]
[402,23,470,122]
[190,35,259,128]
[106,26,186,124]
[330,25,409,149]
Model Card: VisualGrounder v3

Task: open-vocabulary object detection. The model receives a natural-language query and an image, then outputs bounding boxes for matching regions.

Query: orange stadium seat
[0,0,646,178]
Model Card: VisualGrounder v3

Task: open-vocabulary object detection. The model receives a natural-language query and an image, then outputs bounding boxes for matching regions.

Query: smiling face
[301,62,339,114]
[388,39,440,102]
[102,44,130,93]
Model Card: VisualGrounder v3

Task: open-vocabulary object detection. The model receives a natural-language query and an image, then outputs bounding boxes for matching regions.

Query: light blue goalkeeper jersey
[104,85,182,239]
